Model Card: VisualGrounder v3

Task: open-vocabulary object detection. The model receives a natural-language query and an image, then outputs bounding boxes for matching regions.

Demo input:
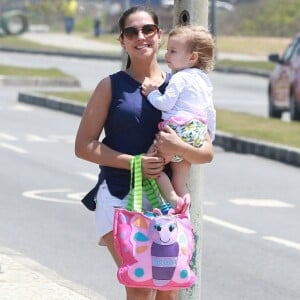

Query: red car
[268,34,300,120]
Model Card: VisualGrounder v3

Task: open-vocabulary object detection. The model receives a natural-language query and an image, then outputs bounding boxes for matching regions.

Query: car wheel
[268,87,282,118]
[290,90,300,121]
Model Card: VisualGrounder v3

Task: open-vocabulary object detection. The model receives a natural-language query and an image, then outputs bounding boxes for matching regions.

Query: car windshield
[282,38,300,62]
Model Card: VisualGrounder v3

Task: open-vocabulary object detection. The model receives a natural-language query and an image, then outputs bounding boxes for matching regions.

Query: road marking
[0,133,17,141]
[263,236,300,251]
[67,192,86,200]
[0,142,27,154]
[49,135,74,143]
[10,104,33,111]
[78,172,98,181]
[25,134,74,143]
[22,189,80,204]
[229,198,294,208]
[26,134,49,142]
[204,215,256,234]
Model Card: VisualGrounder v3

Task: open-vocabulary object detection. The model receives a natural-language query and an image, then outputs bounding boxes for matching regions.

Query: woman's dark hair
[118,6,159,69]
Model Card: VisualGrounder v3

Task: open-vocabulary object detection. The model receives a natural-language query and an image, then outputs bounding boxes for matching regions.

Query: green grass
[216,59,275,72]
[0,64,73,78]
[38,91,300,149]
[217,36,291,56]
[41,91,92,102]
[217,109,300,148]
[0,35,63,51]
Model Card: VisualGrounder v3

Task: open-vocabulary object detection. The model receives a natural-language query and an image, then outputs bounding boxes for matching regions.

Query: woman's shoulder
[109,70,126,81]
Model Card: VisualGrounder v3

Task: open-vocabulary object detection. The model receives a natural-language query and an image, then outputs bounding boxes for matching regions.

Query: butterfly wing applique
[125,213,153,283]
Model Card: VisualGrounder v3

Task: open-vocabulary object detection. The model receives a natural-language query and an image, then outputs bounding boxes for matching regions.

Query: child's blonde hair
[168,25,215,72]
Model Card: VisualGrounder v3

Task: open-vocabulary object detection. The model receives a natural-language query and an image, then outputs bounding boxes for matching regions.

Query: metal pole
[173,1,208,299]
[210,0,217,38]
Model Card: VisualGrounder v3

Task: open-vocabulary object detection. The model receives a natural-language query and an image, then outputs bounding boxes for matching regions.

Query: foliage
[218,0,300,37]
[24,0,63,25]
[241,0,300,37]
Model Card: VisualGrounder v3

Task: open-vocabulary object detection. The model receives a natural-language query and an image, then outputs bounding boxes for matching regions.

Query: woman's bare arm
[155,125,214,164]
[75,77,165,178]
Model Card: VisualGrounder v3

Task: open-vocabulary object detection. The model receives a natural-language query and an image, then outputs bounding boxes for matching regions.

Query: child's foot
[172,195,191,215]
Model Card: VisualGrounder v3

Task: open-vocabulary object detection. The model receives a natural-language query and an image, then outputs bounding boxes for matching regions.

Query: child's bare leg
[156,171,178,207]
[171,160,191,198]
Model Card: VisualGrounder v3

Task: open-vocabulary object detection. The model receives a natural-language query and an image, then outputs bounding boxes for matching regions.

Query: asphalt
[0,31,299,300]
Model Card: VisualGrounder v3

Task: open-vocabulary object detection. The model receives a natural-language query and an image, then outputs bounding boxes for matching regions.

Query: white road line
[263,236,300,251]
[229,198,294,208]
[0,142,27,154]
[0,133,17,141]
[78,172,98,181]
[22,189,79,204]
[204,215,256,234]
[26,134,49,142]
[10,104,33,111]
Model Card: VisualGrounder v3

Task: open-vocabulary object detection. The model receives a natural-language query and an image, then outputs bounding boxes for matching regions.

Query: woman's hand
[154,125,185,160]
[141,151,165,179]
[155,125,214,164]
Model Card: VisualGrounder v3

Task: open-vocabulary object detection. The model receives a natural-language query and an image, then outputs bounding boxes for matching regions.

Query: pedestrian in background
[94,18,101,37]
[62,0,78,34]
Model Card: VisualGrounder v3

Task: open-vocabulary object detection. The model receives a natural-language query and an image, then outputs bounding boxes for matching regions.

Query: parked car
[268,33,300,120]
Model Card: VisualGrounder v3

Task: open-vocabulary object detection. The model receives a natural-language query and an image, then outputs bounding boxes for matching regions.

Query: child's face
[165,34,193,71]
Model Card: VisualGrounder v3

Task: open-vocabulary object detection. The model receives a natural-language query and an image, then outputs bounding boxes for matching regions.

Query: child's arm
[141,77,159,96]
[141,75,182,112]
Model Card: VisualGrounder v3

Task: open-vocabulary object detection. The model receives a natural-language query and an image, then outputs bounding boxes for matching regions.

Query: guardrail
[0,9,28,35]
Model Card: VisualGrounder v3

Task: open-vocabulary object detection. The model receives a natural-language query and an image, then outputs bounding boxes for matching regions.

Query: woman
[75,6,214,300]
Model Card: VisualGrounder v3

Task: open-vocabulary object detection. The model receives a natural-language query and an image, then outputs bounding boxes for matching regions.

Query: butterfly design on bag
[116,210,195,288]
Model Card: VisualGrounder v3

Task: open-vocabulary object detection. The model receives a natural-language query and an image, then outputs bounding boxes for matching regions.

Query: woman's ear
[119,36,126,50]
[158,28,163,40]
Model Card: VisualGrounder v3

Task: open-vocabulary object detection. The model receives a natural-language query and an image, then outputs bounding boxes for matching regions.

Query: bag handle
[127,155,168,212]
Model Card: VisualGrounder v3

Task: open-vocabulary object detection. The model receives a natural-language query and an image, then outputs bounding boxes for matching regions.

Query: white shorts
[95,180,153,246]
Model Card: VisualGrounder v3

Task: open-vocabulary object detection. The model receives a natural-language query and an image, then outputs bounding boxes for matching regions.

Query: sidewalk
[19,31,268,62]
[0,246,106,300]
[19,32,122,54]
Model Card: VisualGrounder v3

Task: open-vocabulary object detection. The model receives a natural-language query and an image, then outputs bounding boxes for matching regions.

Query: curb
[18,92,300,168]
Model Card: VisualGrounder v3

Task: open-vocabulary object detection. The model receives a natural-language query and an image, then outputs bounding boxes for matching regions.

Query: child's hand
[141,77,159,96]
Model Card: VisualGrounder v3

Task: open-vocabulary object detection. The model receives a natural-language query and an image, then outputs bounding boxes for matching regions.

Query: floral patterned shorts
[159,117,208,162]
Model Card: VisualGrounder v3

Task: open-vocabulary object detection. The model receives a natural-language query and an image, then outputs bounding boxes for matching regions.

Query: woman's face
[120,11,161,62]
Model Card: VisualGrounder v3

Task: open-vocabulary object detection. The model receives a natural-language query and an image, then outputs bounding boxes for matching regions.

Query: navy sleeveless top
[81,70,171,210]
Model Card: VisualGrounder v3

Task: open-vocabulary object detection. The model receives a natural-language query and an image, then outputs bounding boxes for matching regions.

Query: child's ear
[190,51,199,64]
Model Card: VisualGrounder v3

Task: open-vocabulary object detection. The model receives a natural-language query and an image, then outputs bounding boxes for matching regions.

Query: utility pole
[173,2,208,299]
[210,0,217,38]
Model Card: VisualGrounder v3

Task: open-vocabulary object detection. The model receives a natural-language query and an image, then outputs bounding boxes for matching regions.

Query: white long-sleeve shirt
[147,68,216,140]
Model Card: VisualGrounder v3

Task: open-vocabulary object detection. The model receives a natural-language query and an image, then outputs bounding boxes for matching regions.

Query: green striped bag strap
[127,155,170,213]
[127,155,143,212]
[143,178,162,209]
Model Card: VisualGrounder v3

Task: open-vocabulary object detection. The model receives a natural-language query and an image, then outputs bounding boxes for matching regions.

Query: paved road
[0,33,299,300]
[1,83,300,300]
